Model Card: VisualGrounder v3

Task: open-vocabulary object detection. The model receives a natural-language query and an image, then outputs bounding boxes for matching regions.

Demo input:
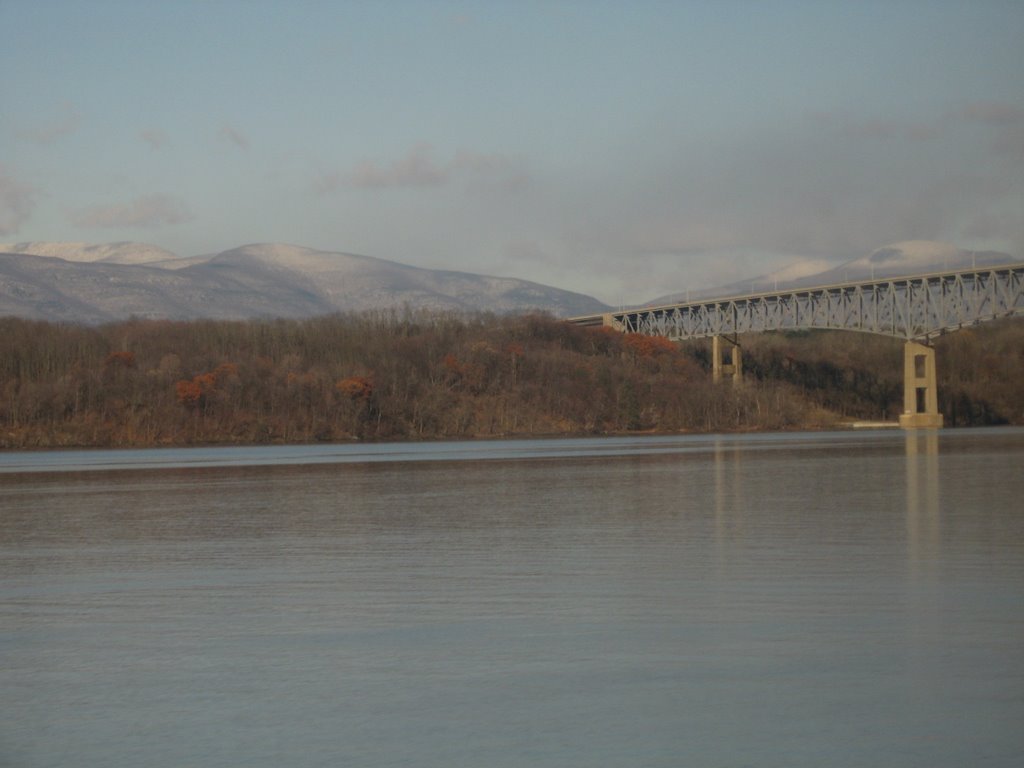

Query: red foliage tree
[175,378,203,406]
[174,366,229,408]
[624,333,676,358]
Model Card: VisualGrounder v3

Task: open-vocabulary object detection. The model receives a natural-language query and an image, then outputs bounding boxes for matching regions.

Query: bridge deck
[570,262,1024,341]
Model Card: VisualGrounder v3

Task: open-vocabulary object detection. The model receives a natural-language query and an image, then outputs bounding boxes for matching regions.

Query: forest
[1,311,1021,448]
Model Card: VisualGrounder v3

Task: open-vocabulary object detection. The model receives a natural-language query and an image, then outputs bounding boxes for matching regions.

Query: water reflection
[904,430,941,574]
[2,430,1023,768]
[712,437,746,569]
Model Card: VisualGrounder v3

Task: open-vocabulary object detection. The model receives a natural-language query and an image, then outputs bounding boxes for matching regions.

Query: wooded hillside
[1,312,1021,448]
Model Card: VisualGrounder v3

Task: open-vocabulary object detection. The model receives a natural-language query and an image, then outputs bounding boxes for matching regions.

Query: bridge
[570,262,1024,428]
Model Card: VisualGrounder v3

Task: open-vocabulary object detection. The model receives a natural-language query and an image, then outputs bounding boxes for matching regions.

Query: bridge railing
[571,262,1024,341]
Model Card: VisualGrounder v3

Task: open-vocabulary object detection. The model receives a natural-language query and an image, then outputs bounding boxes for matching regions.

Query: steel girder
[594,263,1024,341]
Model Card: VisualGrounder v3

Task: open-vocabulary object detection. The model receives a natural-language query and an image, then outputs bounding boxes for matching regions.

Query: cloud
[807,110,936,142]
[220,124,250,149]
[808,101,1024,154]
[71,194,193,229]
[949,100,1024,159]
[311,170,344,195]
[0,166,36,236]
[341,144,528,191]
[992,127,1024,158]
[961,208,1019,241]
[451,150,530,190]
[950,101,1024,127]
[351,143,447,188]
[16,102,83,145]
[523,102,1023,301]
[140,129,169,150]
[626,103,1024,261]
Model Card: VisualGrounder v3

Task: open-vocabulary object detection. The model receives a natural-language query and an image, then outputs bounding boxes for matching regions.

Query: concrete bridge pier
[712,335,743,385]
[899,340,944,429]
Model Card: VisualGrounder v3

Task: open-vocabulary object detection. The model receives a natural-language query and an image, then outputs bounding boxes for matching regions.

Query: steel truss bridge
[570,262,1024,428]
[572,262,1024,341]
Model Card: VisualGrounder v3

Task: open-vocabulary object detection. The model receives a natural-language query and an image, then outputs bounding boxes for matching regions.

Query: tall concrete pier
[899,341,943,428]
[711,336,742,386]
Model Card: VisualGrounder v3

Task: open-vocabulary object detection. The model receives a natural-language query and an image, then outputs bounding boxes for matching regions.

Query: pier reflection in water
[905,430,941,581]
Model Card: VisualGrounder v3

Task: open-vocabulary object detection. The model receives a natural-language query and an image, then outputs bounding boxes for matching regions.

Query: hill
[0,242,609,322]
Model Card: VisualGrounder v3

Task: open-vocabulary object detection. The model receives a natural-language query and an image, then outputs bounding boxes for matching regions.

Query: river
[2,429,1022,767]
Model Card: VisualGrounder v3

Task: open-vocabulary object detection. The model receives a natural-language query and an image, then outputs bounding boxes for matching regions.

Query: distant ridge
[0,242,610,323]
[0,240,179,265]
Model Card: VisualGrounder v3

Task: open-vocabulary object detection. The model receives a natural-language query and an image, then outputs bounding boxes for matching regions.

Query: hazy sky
[2,1,1022,303]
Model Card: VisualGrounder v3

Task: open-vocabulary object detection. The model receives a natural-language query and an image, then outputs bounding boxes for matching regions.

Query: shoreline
[0,420,983,454]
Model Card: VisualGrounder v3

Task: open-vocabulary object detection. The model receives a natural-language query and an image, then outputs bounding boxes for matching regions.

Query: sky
[2,0,1022,304]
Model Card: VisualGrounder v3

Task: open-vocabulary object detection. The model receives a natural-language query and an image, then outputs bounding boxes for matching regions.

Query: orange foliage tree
[174,364,237,409]
[336,375,374,402]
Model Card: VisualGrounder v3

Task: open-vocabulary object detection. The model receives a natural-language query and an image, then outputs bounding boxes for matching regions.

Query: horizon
[2,1,1022,305]
[5,237,1020,313]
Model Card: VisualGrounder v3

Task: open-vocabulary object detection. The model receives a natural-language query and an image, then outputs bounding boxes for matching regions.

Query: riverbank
[2,313,1020,449]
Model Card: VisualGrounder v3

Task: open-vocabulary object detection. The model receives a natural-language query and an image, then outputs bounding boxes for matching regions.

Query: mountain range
[1,240,1018,324]
[0,242,610,323]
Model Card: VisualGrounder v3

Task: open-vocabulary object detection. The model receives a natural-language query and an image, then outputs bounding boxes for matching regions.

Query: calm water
[2,430,1022,768]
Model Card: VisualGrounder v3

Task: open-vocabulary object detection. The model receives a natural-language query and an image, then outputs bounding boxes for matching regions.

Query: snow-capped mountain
[0,241,179,265]
[816,240,1006,282]
[0,242,609,323]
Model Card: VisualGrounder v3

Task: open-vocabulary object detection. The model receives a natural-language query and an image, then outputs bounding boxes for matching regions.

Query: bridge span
[570,262,1024,428]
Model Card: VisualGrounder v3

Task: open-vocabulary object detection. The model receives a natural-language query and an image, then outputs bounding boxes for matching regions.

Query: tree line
[0,311,1020,448]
